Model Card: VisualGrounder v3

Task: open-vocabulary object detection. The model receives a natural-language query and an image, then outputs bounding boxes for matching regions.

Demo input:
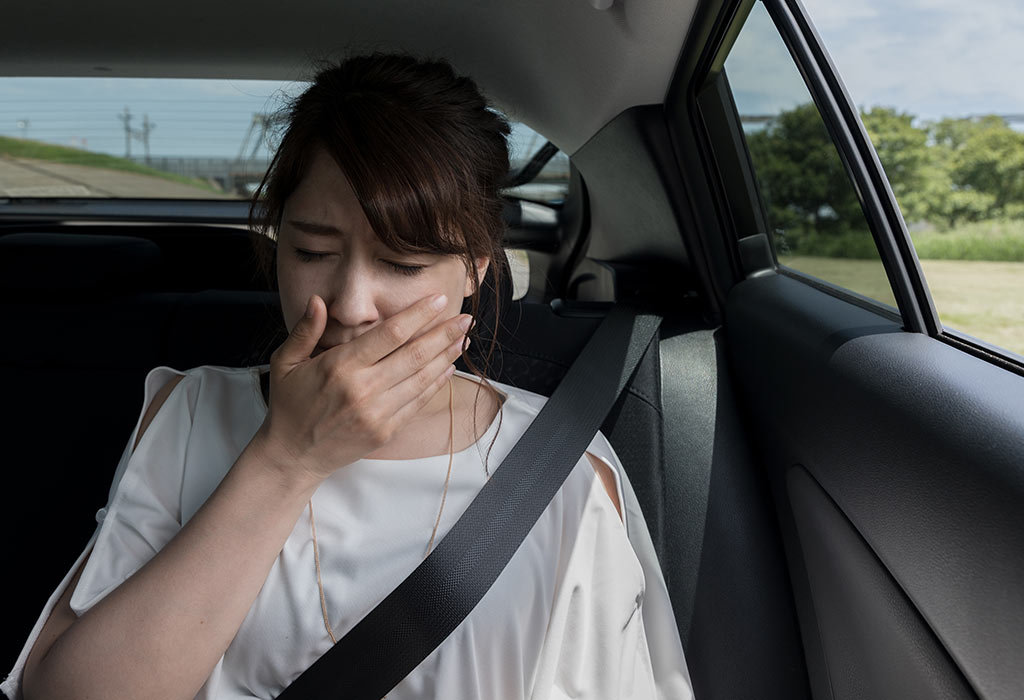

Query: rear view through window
[801,0,1024,358]
[724,1,897,309]
[0,77,568,204]
[0,78,299,199]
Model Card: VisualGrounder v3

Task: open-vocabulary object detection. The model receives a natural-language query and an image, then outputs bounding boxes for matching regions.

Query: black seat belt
[276,305,662,700]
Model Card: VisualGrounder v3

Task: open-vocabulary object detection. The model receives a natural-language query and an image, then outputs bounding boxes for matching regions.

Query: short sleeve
[577,431,696,700]
[71,366,195,613]
[1,366,193,700]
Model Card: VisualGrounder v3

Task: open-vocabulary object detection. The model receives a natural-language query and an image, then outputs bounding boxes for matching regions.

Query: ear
[464,256,490,297]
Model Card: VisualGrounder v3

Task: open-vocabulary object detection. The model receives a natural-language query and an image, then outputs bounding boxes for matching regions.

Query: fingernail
[431,294,448,310]
[305,297,315,318]
[458,315,472,332]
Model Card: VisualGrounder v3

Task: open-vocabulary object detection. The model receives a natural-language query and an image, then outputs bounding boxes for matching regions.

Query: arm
[22,374,187,694]
[22,294,470,700]
[23,375,322,700]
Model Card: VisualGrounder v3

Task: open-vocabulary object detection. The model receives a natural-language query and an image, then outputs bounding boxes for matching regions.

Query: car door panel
[725,272,1024,699]
[787,464,976,700]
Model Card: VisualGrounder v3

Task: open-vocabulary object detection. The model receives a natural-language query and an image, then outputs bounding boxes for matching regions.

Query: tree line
[746,103,1024,258]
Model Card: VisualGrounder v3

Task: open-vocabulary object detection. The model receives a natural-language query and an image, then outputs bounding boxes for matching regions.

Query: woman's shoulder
[475,372,627,520]
[480,374,614,456]
[130,364,266,457]
[139,364,263,403]
[479,374,548,416]
[143,363,260,383]
[134,365,258,441]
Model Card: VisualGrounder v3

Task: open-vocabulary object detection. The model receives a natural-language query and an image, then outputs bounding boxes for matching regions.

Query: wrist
[242,430,324,499]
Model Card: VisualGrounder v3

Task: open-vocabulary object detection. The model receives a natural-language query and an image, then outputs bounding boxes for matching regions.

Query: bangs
[249,53,511,294]
[320,102,478,258]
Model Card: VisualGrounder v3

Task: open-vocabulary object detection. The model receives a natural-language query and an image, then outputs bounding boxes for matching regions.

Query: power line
[116,106,132,158]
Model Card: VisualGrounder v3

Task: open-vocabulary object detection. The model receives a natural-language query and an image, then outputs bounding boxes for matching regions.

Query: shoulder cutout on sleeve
[133,375,186,453]
[585,451,623,522]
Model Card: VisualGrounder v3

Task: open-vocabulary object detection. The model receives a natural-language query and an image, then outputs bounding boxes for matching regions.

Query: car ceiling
[1,0,698,156]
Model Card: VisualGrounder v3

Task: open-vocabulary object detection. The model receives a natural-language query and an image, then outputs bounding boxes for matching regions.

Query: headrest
[0,233,161,295]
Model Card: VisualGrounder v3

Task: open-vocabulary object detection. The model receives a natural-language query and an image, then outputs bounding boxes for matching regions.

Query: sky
[780,0,1023,125]
[0,77,549,161]
[2,0,1022,157]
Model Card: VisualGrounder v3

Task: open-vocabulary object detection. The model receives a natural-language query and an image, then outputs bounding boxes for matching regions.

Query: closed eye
[383,260,426,276]
[293,248,330,262]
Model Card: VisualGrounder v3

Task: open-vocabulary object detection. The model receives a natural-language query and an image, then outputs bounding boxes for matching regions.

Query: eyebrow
[287,219,346,236]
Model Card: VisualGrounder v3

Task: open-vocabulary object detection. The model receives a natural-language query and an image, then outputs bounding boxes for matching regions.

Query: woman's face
[277,147,487,356]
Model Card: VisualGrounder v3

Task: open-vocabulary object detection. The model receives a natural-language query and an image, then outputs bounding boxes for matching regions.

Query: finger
[376,312,472,389]
[272,295,326,370]
[385,359,459,431]
[381,335,468,412]
[353,293,449,364]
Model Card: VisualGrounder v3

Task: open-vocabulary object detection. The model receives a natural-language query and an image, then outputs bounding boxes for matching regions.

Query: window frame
[669,0,1023,373]
[670,0,936,327]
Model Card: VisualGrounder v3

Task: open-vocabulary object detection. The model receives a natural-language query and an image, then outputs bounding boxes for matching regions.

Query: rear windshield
[0,77,568,203]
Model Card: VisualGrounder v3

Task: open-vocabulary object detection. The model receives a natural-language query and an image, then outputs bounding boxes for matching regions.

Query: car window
[801,0,1024,358]
[0,77,568,204]
[721,1,897,309]
[0,77,549,302]
[0,77,296,199]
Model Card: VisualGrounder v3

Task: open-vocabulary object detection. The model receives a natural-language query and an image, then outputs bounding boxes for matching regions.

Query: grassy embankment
[0,136,222,193]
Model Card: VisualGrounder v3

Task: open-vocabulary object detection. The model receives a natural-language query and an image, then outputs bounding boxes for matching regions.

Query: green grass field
[781,255,1024,358]
[911,220,1024,262]
[0,136,221,192]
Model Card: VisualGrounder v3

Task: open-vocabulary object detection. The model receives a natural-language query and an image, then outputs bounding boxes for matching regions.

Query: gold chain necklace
[308,376,456,648]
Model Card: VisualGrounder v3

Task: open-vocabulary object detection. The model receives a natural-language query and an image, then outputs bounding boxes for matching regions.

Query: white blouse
[4,365,693,700]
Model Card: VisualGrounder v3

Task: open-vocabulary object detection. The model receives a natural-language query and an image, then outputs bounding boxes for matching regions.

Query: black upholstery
[1,231,281,673]
[473,307,809,699]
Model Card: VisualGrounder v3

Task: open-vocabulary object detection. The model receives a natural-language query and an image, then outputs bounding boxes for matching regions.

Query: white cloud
[796,0,878,31]
[727,2,815,115]
[800,0,1024,121]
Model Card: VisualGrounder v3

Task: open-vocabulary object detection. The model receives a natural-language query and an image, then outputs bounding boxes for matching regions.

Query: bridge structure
[130,156,272,195]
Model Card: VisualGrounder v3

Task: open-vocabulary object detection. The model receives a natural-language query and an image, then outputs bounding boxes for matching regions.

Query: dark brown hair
[249,53,511,456]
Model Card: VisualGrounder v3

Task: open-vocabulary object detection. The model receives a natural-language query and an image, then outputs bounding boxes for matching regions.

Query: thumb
[275,295,326,368]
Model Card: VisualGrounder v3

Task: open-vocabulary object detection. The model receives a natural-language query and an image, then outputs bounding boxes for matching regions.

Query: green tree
[929,115,1024,224]
[746,102,866,255]
[860,107,936,223]
[745,104,1024,255]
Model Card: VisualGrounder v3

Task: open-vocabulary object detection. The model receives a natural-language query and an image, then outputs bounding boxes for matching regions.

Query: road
[0,156,233,198]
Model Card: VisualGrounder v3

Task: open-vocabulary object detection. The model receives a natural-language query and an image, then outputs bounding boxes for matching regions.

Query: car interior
[3,0,1023,699]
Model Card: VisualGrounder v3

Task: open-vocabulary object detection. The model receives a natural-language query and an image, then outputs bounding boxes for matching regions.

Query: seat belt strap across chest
[275,304,662,700]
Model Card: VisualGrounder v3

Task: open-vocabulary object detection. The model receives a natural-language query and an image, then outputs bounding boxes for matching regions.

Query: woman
[4,54,693,700]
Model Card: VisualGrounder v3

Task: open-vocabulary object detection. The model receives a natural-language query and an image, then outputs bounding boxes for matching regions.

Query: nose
[323,261,380,332]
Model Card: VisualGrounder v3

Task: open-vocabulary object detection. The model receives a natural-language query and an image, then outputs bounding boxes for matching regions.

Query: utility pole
[137,114,156,165]
[117,107,133,158]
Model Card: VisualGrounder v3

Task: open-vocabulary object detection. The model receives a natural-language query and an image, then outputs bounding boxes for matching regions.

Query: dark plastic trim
[0,197,252,223]
[663,0,749,321]
[939,328,1024,378]
[764,0,940,335]
[776,266,903,325]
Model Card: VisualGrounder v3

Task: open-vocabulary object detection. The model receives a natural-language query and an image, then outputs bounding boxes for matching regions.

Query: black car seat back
[1,229,809,699]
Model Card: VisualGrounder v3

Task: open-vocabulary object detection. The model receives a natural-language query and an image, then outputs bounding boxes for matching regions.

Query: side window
[721,1,896,309]
[801,0,1024,358]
